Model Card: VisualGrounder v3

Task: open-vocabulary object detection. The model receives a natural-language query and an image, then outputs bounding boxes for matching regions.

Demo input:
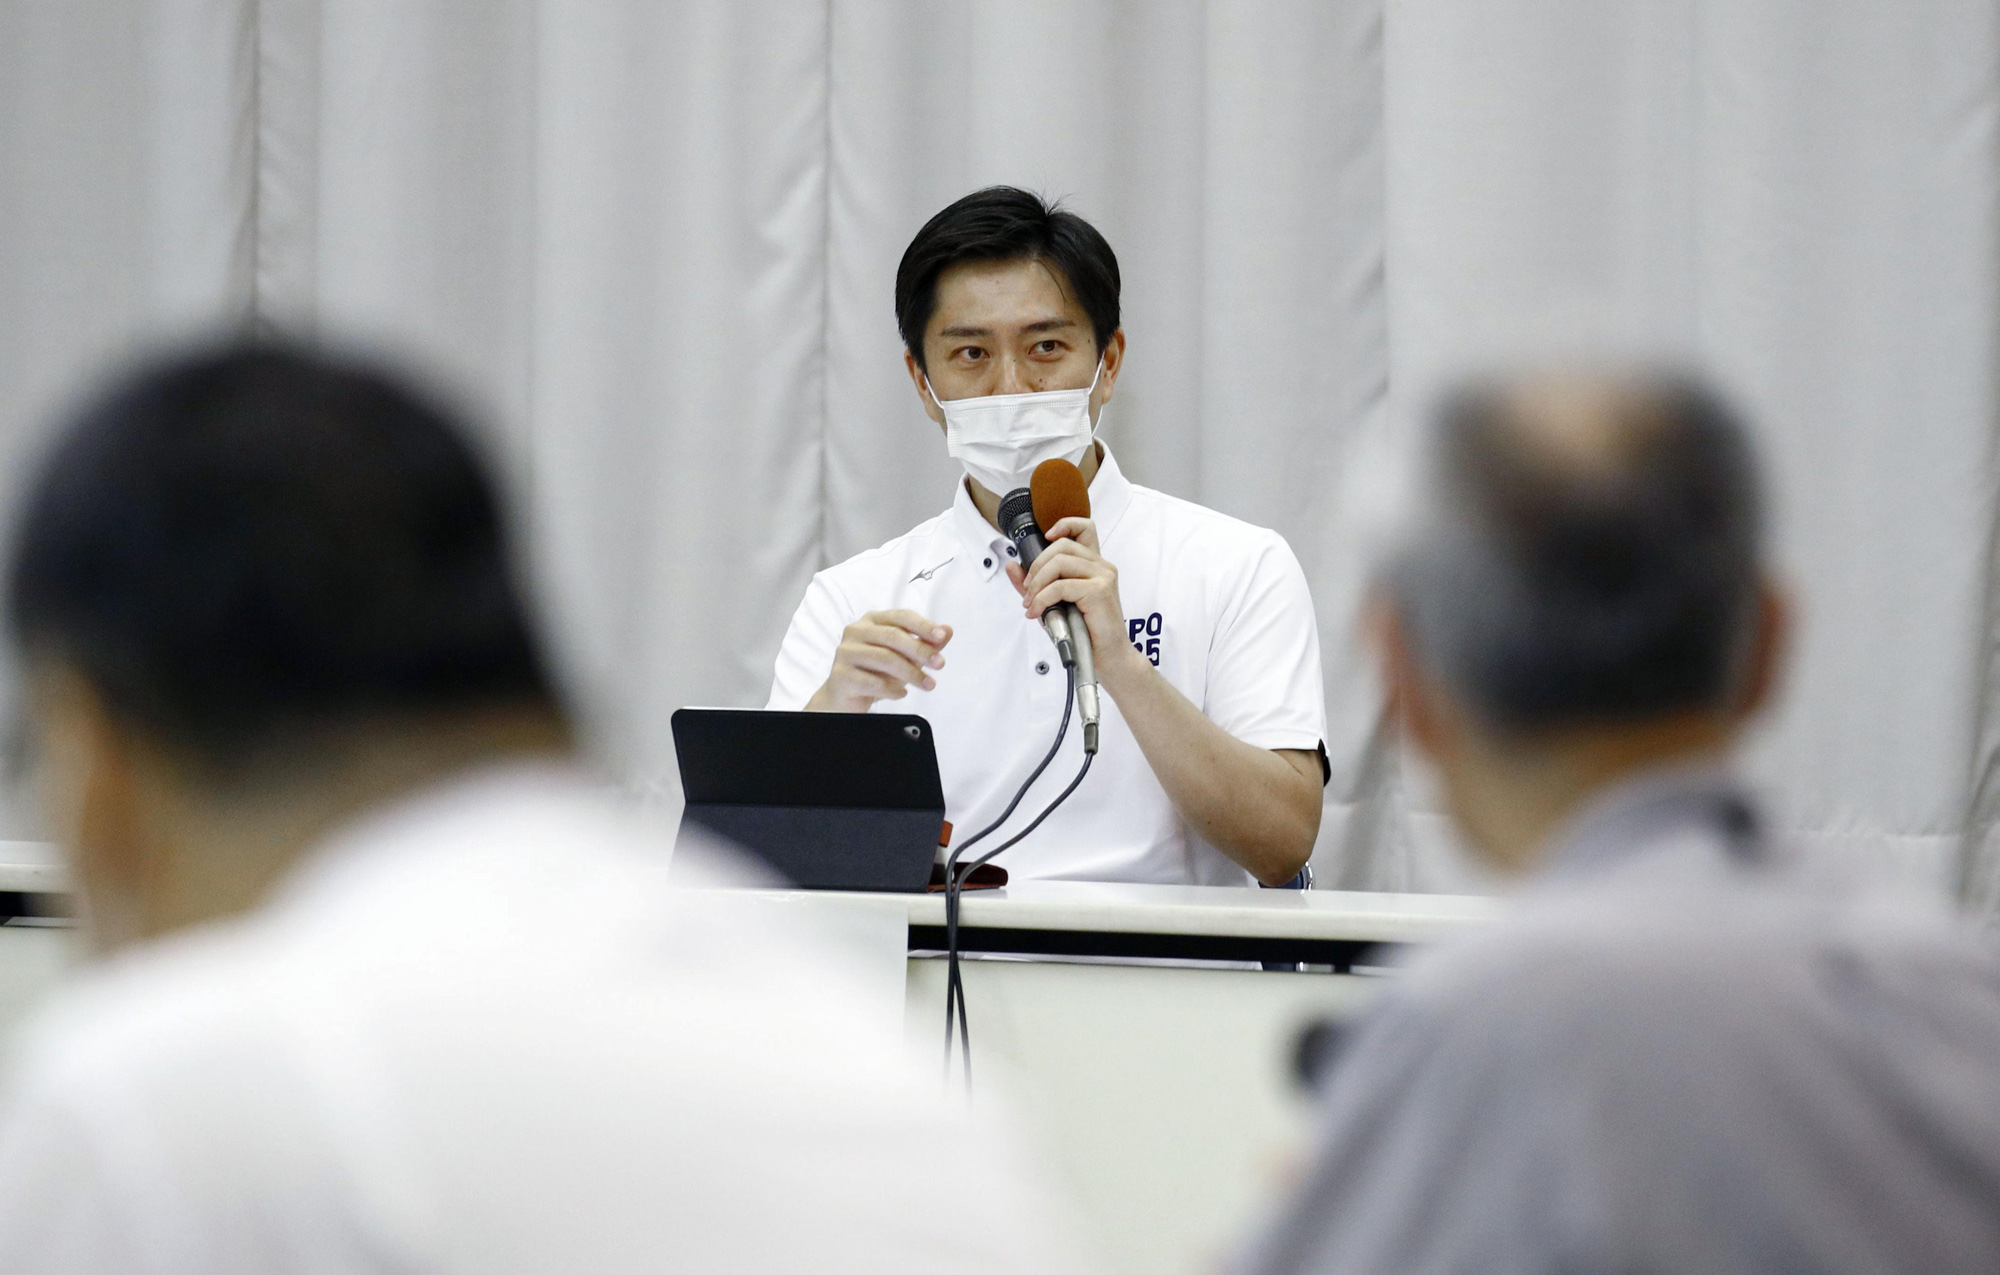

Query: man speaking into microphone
[767,187,1326,887]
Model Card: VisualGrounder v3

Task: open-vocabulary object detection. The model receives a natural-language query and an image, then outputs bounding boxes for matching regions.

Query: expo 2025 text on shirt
[768,446,1327,886]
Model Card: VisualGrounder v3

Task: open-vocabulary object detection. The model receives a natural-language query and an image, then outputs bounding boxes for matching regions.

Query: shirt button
[1006,545,1017,557]
[983,557,993,569]
[1035,660,1050,675]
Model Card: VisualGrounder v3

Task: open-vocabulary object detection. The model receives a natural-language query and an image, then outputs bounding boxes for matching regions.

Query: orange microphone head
[1031,458,1091,536]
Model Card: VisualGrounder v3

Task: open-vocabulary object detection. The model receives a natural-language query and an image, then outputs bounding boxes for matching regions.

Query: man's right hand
[805,610,953,713]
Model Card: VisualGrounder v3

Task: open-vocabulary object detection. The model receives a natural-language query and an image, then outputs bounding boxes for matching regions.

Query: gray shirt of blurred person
[1241,374,2000,1274]
[0,345,1085,1274]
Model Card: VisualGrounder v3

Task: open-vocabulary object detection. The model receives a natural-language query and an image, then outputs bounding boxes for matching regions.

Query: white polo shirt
[767,446,1327,886]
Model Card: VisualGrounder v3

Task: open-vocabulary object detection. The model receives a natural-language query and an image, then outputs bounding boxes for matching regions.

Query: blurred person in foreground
[1242,372,2000,1274]
[0,344,1084,1274]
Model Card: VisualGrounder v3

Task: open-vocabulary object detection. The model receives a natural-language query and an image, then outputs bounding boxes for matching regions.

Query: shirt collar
[1087,443,1136,536]
[1535,758,1757,883]
[950,477,1018,582]
[948,442,1138,583]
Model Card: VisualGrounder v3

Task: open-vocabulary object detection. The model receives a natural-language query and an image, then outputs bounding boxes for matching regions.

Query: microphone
[997,487,1076,667]
[1030,460,1099,754]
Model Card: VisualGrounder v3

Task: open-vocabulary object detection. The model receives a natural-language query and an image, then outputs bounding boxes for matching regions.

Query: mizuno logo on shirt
[910,557,954,582]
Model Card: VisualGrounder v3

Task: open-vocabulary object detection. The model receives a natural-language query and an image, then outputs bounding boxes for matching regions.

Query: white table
[0,840,65,899]
[757,877,1494,964]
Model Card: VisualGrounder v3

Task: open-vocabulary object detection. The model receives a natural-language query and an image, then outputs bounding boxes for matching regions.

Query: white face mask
[927,358,1103,496]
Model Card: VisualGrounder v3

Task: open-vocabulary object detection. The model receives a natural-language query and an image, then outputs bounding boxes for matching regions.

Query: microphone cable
[945,751,1095,1089]
[942,669,1098,1089]
[942,664,1072,1082]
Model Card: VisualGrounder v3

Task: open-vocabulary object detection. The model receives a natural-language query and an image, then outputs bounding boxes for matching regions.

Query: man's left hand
[1006,517,1143,684]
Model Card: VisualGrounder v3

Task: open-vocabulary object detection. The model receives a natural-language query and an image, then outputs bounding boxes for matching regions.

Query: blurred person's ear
[1733,577,1791,726]
[29,664,154,952]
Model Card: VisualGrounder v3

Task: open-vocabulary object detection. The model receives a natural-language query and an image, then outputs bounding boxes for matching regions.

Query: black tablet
[670,708,946,892]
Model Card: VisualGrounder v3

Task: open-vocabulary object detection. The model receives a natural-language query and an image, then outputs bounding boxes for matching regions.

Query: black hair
[894,186,1121,371]
[7,342,561,772]
[1392,374,1764,733]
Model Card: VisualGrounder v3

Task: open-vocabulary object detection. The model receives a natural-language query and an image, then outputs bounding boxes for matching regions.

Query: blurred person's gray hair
[1384,371,1765,733]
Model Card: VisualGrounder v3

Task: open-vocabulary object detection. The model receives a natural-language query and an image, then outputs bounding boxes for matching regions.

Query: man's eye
[955,347,986,362]
[1035,341,1063,355]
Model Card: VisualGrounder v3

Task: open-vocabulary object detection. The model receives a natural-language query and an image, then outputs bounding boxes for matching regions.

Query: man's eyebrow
[937,316,1078,340]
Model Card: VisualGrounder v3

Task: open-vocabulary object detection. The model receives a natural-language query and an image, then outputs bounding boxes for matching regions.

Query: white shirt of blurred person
[1240,375,2000,1275]
[768,187,1327,886]
[0,345,1087,1275]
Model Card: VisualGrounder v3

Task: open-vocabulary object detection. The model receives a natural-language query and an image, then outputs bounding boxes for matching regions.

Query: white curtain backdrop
[3,1,1996,908]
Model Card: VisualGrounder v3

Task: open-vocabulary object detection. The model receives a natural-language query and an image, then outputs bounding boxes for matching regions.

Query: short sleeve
[1201,533,1327,758]
[765,573,853,710]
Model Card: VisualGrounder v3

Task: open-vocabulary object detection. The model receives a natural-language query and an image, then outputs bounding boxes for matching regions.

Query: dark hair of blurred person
[6,343,571,948]
[1397,375,1763,731]
[1241,371,2000,1275]
[894,185,1121,372]
[13,343,561,761]
[1380,372,1782,869]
